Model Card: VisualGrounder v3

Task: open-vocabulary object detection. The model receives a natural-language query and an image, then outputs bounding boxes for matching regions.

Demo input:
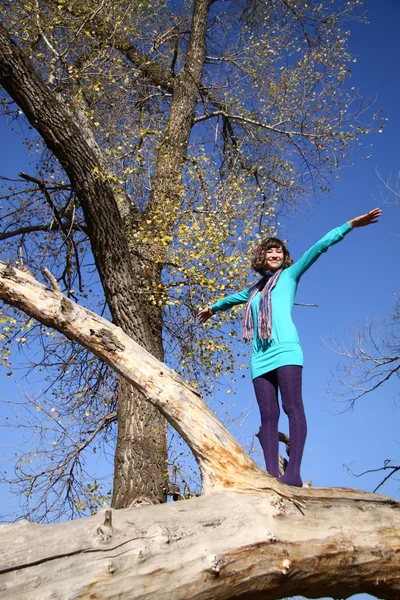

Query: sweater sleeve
[211,287,253,313]
[288,222,353,282]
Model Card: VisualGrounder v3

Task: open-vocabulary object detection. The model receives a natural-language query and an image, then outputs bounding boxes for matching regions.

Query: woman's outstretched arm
[288,208,382,281]
[197,287,253,323]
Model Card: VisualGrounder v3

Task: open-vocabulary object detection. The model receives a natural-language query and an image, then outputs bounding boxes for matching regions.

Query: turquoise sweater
[212,222,353,379]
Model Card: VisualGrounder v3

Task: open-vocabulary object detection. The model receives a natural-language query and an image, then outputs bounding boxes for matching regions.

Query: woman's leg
[253,371,280,478]
[277,365,307,487]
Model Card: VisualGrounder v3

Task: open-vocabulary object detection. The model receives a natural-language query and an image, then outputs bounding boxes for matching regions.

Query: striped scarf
[242,268,284,342]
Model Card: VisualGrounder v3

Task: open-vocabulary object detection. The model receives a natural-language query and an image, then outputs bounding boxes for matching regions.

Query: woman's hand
[349,208,382,228]
[197,307,213,323]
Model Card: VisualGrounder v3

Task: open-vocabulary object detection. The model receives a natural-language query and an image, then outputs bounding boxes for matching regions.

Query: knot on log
[107,561,117,574]
[280,558,291,575]
[89,327,126,353]
[94,509,113,544]
[61,296,74,314]
[127,496,156,508]
[1,263,19,282]
[209,555,227,576]
[265,529,279,543]
[270,496,286,516]
[165,482,183,501]
[95,524,113,544]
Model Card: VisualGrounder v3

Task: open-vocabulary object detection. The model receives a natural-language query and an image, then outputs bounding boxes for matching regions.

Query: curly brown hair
[251,238,293,274]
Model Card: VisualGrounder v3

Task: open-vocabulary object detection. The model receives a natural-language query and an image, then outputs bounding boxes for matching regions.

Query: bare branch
[345,461,400,493]
[41,267,61,293]
[193,110,322,139]
[0,223,87,241]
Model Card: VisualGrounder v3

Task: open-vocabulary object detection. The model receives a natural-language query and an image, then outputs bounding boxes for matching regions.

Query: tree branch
[345,461,400,493]
[0,223,88,242]
[193,109,324,139]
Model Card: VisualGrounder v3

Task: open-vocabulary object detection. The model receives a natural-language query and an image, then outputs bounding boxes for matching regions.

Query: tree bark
[0,262,399,600]
[112,378,167,508]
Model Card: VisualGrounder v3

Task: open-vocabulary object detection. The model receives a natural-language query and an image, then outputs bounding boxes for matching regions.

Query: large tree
[0,0,376,519]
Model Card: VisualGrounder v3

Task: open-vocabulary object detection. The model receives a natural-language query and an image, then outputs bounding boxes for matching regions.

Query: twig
[41,267,61,293]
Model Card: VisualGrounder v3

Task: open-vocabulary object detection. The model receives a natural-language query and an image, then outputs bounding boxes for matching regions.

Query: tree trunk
[112,377,167,507]
[111,0,212,508]
[0,261,399,600]
[1,491,399,600]
[145,0,211,229]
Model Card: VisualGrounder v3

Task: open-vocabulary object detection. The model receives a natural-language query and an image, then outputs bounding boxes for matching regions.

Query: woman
[198,208,382,486]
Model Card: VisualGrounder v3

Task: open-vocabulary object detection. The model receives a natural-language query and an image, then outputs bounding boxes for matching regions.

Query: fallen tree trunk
[0,491,399,600]
[0,261,399,600]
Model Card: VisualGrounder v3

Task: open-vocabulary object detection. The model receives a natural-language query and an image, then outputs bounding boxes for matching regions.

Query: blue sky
[0,2,399,598]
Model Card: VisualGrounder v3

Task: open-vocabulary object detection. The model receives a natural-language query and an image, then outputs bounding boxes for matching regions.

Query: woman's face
[265,246,284,271]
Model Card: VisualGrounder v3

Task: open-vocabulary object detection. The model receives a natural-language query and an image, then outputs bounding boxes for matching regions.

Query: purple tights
[253,365,307,487]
